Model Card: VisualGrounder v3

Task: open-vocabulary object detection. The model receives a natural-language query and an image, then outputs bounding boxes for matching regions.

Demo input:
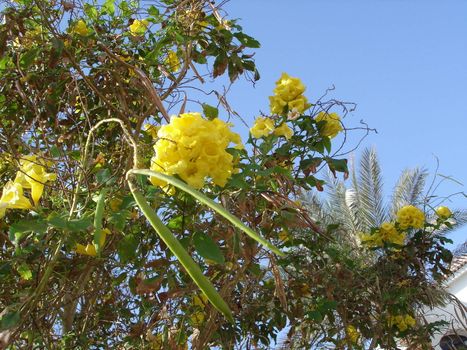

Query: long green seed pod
[93,188,107,254]
[130,185,234,323]
[128,169,284,256]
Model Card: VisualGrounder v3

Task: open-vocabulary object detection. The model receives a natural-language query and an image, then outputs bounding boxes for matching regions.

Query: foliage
[0,1,460,349]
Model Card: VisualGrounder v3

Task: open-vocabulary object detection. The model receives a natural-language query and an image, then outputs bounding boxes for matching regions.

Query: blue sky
[215,0,467,247]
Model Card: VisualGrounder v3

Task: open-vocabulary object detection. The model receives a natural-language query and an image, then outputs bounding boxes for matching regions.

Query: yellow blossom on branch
[75,243,97,257]
[129,19,149,36]
[269,73,311,115]
[273,123,293,140]
[150,113,243,189]
[436,206,452,219]
[165,50,181,72]
[250,117,275,138]
[396,205,425,229]
[359,222,405,248]
[346,325,360,343]
[70,19,89,36]
[387,314,416,332]
[0,181,33,218]
[315,112,343,139]
[14,155,56,205]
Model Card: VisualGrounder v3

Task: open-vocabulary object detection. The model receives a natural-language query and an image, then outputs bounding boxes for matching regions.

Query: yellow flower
[75,229,109,257]
[360,222,406,248]
[150,113,242,189]
[165,50,180,72]
[250,117,275,138]
[396,205,425,229]
[269,95,287,115]
[193,294,208,308]
[278,230,290,242]
[14,155,56,205]
[273,123,293,140]
[129,19,149,36]
[109,198,123,212]
[315,112,343,139]
[388,314,416,332]
[436,206,452,219]
[0,181,33,218]
[269,73,310,115]
[70,19,89,36]
[75,243,96,257]
[346,325,360,343]
[273,72,306,102]
[288,95,309,114]
[190,311,205,326]
[379,222,406,246]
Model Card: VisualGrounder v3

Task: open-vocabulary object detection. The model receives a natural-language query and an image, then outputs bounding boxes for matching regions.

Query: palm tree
[303,147,466,243]
[276,147,467,349]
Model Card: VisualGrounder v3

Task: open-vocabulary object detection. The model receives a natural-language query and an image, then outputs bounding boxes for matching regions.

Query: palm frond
[357,147,387,229]
[324,171,361,233]
[389,167,429,219]
[446,210,467,256]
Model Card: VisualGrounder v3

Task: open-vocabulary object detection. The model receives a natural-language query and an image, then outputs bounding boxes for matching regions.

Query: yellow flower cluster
[165,50,181,72]
[129,19,149,36]
[315,112,343,139]
[436,206,452,219]
[75,228,111,257]
[250,117,293,140]
[70,19,89,36]
[346,325,360,343]
[0,155,56,218]
[269,73,310,115]
[387,314,416,332]
[150,113,243,189]
[360,222,406,248]
[396,205,425,229]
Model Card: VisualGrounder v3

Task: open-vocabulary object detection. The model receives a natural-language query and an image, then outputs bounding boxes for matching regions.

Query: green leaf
[9,219,47,244]
[102,0,115,15]
[167,215,184,230]
[0,262,11,276]
[323,136,332,153]
[51,38,64,56]
[50,145,61,158]
[202,103,219,120]
[148,5,160,17]
[0,311,20,331]
[0,56,11,71]
[129,186,234,322]
[67,216,93,232]
[47,213,68,229]
[128,169,283,256]
[96,168,115,185]
[234,32,261,48]
[117,234,138,263]
[48,213,92,232]
[109,211,129,231]
[213,52,228,78]
[193,232,225,264]
[306,310,323,322]
[326,158,348,177]
[17,263,32,280]
[84,4,99,19]
[20,48,40,69]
